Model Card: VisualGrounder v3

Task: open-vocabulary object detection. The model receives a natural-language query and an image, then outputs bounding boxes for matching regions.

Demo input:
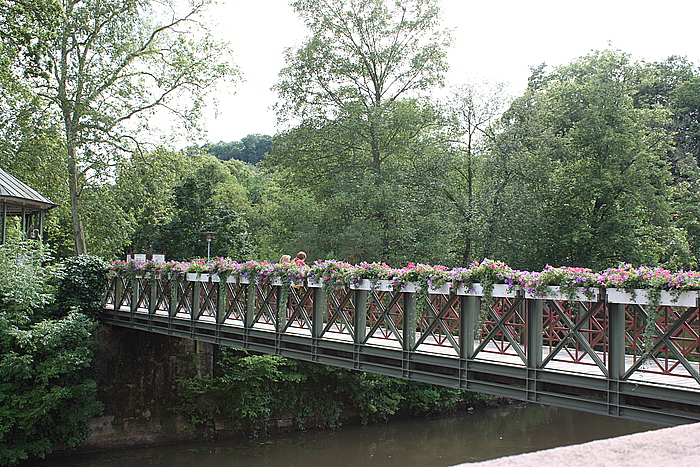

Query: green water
[24,404,660,467]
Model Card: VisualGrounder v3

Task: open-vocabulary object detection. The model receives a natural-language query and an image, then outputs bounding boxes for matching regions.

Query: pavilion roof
[0,168,58,213]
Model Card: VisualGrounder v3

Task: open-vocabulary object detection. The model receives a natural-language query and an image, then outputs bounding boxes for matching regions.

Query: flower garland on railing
[110,258,700,294]
[110,257,700,354]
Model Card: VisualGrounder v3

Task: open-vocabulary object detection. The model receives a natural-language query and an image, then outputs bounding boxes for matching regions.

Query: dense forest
[2,0,700,463]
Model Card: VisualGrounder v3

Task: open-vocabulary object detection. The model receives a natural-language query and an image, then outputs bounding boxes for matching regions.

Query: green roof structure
[0,168,58,243]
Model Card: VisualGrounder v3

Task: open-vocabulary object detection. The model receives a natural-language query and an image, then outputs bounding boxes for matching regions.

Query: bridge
[102,272,700,426]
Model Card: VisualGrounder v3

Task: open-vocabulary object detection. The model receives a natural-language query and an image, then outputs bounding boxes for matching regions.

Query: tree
[109,146,193,258]
[270,0,451,263]
[207,134,272,164]
[0,0,62,76]
[485,50,684,270]
[273,0,450,176]
[239,134,272,164]
[442,80,511,265]
[32,0,238,255]
[152,157,253,261]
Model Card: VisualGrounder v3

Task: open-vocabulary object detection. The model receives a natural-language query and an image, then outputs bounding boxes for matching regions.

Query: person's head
[296,251,306,260]
[280,255,291,263]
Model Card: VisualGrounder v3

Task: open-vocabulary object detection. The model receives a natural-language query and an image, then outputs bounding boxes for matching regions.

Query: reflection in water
[26,404,660,467]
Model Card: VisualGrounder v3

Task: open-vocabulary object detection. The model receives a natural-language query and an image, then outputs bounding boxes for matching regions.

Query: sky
[200,0,700,144]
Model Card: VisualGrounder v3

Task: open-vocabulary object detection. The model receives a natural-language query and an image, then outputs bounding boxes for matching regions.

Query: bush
[51,255,109,319]
[175,348,483,434]
[0,243,103,465]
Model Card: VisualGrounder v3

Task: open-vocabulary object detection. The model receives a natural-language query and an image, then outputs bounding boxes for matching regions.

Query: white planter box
[606,288,699,307]
[396,282,451,294]
[271,278,304,287]
[455,283,519,298]
[428,283,451,294]
[349,279,395,291]
[307,278,323,288]
[186,273,220,282]
[525,286,599,302]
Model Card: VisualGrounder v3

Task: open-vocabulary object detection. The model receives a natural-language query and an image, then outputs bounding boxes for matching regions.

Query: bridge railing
[103,272,700,391]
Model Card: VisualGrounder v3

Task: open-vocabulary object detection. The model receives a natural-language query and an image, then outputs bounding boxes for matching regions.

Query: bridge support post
[148,278,157,315]
[244,284,256,328]
[216,281,226,324]
[403,292,416,352]
[354,290,367,344]
[526,299,543,402]
[312,288,326,338]
[460,296,480,359]
[114,276,123,311]
[192,280,201,321]
[276,285,286,333]
[169,279,178,317]
[608,303,626,416]
[130,278,139,313]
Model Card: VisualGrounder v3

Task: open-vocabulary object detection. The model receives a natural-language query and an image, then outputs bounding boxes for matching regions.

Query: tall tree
[273,0,450,176]
[31,0,238,255]
[152,157,253,261]
[442,80,511,265]
[486,50,684,270]
[270,0,451,263]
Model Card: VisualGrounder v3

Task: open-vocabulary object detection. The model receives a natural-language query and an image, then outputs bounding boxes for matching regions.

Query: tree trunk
[67,145,87,255]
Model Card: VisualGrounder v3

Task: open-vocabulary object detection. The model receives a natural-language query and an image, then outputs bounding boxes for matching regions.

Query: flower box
[307,278,324,288]
[524,286,599,302]
[270,278,304,287]
[186,273,223,282]
[606,288,699,307]
[395,282,451,294]
[455,283,519,298]
[349,279,395,291]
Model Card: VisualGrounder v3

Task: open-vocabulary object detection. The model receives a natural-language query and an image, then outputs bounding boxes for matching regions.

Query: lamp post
[204,231,214,261]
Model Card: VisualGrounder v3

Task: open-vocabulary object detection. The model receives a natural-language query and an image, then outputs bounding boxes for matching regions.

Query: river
[25,404,660,466]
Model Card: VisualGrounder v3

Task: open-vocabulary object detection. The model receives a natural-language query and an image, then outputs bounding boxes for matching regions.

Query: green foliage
[152,157,254,261]
[481,49,685,270]
[35,0,238,255]
[207,135,272,164]
[50,255,109,319]
[175,348,478,434]
[0,241,59,325]
[0,241,102,465]
[0,311,101,465]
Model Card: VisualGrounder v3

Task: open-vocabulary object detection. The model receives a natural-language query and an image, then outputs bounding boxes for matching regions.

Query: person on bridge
[293,251,307,267]
[280,254,292,264]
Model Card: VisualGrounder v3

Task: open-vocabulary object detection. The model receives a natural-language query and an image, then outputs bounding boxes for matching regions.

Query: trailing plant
[393,263,451,316]
[520,265,598,301]
[450,259,521,333]
[597,264,673,357]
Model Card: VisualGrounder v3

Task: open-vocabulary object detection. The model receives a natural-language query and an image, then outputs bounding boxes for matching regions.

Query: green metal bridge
[102,273,700,426]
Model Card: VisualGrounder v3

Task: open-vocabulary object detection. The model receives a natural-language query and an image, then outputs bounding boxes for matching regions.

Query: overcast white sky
[199,0,700,144]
